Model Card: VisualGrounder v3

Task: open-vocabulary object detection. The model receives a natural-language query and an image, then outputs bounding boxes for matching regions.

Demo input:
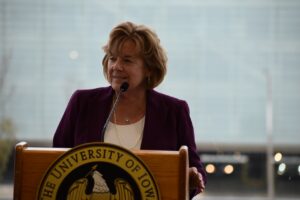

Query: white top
[104,116,145,150]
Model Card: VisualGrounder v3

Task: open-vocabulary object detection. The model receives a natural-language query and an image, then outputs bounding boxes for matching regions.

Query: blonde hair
[102,21,167,89]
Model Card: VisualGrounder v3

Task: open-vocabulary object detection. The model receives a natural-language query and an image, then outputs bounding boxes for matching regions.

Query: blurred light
[201,154,248,164]
[205,164,216,174]
[277,163,286,175]
[223,164,234,175]
[69,50,79,60]
[298,165,300,175]
[274,152,283,162]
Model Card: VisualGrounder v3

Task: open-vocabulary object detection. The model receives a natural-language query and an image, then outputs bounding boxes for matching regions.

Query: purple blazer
[53,87,207,187]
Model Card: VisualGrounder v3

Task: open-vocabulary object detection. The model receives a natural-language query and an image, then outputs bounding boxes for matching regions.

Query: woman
[53,21,206,197]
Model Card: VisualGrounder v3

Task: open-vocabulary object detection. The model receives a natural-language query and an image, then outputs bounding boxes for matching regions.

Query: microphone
[101,82,129,142]
[120,82,129,92]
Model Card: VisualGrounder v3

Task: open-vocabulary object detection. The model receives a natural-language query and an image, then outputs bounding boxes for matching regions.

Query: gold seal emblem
[37,143,160,200]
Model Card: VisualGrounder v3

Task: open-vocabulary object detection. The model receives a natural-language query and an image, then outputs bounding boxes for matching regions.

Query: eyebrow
[123,55,135,58]
[120,53,141,59]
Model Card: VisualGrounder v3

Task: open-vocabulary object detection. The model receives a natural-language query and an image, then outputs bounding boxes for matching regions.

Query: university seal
[37,142,160,200]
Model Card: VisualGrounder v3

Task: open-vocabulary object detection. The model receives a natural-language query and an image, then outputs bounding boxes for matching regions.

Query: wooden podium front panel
[14,142,188,200]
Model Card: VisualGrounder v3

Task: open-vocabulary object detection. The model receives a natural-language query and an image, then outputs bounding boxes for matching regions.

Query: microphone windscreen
[120,82,129,92]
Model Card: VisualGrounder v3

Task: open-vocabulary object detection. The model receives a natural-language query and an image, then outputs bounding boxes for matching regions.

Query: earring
[147,76,151,86]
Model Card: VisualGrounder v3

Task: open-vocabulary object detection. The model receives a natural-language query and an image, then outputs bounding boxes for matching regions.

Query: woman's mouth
[112,76,127,82]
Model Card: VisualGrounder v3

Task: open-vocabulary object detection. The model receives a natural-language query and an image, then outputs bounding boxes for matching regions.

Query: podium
[14,141,189,200]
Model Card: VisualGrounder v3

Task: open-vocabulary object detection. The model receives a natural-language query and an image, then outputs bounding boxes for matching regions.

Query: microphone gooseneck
[101,82,129,142]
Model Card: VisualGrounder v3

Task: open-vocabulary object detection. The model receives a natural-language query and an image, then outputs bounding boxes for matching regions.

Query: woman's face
[107,40,149,93]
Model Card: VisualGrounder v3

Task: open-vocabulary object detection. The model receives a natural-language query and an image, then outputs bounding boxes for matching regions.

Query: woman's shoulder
[75,86,110,93]
[149,89,188,107]
[147,89,191,117]
[71,86,113,102]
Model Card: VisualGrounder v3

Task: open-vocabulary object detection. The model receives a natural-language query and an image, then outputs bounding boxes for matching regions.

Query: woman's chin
[111,82,123,91]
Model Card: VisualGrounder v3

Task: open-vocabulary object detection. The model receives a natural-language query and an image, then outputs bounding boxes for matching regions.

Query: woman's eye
[109,56,116,61]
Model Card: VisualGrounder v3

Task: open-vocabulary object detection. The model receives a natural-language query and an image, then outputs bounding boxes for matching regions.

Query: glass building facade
[1,0,300,199]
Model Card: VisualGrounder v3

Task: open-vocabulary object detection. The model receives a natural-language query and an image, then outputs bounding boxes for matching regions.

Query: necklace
[122,112,144,124]
[112,93,146,124]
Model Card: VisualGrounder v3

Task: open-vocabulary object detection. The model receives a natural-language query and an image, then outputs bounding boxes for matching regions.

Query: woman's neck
[113,90,147,125]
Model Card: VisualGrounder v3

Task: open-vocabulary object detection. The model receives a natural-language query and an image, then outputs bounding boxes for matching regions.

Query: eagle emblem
[67,165,134,200]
